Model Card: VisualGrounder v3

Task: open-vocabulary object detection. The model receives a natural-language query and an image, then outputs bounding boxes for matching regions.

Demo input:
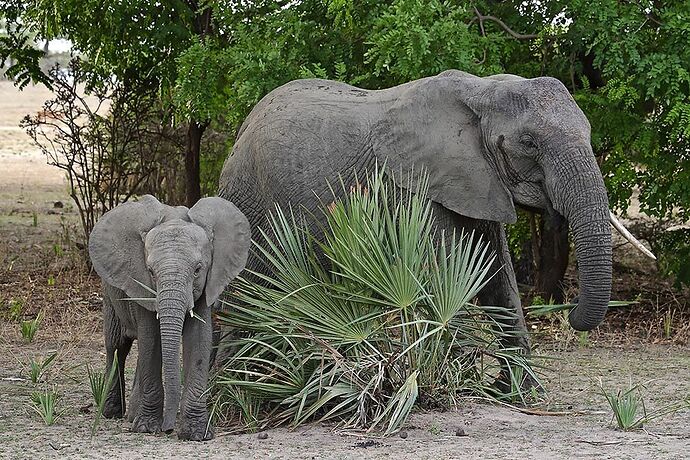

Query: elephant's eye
[520,135,538,151]
[194,264,201,277]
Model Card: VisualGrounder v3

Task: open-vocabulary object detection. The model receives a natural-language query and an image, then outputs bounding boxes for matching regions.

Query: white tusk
[156,312,159,320]
[609,211,657,260]
[189,309,194,318]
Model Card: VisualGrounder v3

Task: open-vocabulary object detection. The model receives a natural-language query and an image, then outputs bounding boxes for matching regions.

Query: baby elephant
[89,195,250,441]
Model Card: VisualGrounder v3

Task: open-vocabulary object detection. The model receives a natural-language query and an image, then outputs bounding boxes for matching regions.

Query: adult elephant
[219,70,635,352]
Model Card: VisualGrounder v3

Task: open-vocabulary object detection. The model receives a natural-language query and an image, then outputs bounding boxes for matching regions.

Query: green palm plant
[214,168,539,434]
[87,352,119,436]
[600,379,690,431]
[30,387,60,426]
[28,352,57,384]
[20,312,43,342]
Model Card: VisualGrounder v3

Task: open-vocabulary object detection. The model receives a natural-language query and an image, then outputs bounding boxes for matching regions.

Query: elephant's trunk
[549,147,612,331]
[157,281,189,433]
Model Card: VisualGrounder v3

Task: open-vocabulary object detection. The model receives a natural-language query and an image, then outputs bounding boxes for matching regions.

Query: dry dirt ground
[1,81,689,459]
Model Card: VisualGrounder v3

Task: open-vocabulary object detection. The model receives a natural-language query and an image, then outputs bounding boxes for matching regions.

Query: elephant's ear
[188,197,250,306]
[372,71,516,223]
[88,195,164,301]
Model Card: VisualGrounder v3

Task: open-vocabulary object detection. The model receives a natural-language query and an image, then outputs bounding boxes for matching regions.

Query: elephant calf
[89,195,250,441]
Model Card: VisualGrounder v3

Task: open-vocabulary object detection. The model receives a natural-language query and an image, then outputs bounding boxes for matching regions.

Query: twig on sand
[575,439,648,446]
[513,407,607,417]
[49,442,70,451]
[466,396,607,417]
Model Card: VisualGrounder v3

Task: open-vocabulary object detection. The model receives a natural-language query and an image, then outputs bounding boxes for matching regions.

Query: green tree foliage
[2,1,688,282]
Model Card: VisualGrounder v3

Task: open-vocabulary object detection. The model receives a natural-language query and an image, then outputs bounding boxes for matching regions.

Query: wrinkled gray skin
[89,195,250,441]
[219,70,612,355]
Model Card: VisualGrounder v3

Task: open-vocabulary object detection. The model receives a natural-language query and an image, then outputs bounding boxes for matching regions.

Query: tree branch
[473,7,538,40]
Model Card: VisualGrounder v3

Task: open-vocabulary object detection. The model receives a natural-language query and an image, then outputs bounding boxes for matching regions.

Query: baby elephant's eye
[194,264,202,277]
[520,135,538,151]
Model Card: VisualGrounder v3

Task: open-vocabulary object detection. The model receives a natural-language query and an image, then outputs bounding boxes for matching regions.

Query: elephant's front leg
[478,223,530,353]
[478,222,542,392]
[178,300,214,441]
[431,204,530,353]
[130,309,164,433]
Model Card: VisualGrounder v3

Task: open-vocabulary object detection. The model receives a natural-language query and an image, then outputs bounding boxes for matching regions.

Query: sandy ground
[1,81,689,460]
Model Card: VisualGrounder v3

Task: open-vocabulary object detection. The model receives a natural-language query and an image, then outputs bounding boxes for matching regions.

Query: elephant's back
[219,78,390,221]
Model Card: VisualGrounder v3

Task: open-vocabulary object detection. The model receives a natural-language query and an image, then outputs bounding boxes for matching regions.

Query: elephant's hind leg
[103,299,133,419]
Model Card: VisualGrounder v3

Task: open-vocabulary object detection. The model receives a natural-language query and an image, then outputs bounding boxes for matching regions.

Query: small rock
[399,431,408,439]
[455,427,468,437]
[258,432,268,440]
[54,201,64,208]
[78,403,93,414]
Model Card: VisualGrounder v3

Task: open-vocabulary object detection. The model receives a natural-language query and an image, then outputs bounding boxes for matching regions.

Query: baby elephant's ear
[89,195,164,300]
[188,197,250,306]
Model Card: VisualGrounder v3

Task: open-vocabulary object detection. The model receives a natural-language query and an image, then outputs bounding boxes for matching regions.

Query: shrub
[213,169,538,434]
[21,59,186,248]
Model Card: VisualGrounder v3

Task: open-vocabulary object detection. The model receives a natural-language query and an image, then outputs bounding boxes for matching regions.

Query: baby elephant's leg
[102,299,133,419]
[130,309,163,433]
[125,368,140,423]
[178,301,214,441]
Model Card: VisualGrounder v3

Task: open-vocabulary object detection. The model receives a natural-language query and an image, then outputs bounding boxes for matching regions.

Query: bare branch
[473,7,538,40]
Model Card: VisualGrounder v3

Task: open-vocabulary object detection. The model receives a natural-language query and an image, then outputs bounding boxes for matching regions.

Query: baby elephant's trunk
[157,287,186,433]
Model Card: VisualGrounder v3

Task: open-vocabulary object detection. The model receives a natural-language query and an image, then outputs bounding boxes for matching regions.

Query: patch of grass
[663,309,676,339]
[30,387,60,425]
[32,210,38,227]
[88,351,119,435]
[28,352,58,384]
[214,168,539,435]
[3,298,24,321]
[600,379,690,431]
[20,312,43,342]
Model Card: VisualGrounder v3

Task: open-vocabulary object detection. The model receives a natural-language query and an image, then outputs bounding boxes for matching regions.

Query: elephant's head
[377,70,611,331]
[89,195,250,432]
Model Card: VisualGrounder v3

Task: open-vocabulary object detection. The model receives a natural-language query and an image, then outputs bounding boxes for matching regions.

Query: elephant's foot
[131,413,162,434]
[178,415,214,441]
[102,399,124,419]
[125,394,140,422]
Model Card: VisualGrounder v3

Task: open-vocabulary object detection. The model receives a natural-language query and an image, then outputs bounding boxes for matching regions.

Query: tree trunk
[182,2,214,208]
[185,120,205,207]
[531,213,570,303]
